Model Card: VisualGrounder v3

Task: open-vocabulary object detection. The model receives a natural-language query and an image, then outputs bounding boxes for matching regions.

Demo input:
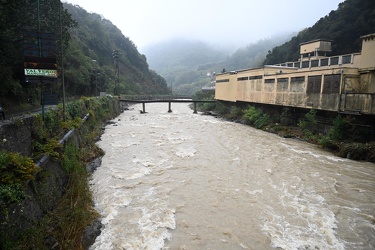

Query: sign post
[23,31,57,120]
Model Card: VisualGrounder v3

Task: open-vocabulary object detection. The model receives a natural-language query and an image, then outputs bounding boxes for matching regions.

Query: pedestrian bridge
[119,95,216,113]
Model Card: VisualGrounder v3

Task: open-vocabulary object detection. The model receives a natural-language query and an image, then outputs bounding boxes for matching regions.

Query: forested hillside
[0,0,74,110]
[0,1,168,112]
[64,3,169,96]
[264,0,375,64]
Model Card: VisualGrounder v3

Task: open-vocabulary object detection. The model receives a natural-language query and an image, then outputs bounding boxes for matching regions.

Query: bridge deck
[120,99,216,113]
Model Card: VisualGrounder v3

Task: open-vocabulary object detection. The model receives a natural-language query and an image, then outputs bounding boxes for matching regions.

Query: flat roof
[299,38,333,46]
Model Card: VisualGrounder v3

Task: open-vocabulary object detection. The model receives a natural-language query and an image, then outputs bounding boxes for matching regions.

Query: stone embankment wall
[0,97,121,247]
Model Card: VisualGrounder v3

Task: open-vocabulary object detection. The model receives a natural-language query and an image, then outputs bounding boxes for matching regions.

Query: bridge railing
[120,95,192,100]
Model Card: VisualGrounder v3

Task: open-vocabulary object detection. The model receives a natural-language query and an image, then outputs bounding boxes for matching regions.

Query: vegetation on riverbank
[193,91,375,162]
[0,96,119,249]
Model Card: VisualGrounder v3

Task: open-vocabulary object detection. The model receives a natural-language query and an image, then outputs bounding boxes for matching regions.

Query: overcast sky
[63,0,343,50]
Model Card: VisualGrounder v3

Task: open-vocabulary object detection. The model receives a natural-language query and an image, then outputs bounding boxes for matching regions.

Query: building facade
[215,34,375,115]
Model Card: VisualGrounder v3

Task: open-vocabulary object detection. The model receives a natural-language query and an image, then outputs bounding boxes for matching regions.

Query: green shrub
[0,151,40,185]
[0,151,40,212]
[215,101,231,115]
[229,106,243,117]
[298,109,317,131]
[242,106,270,129]
[0,183,25,206]
[328,115,350,141]
[242,106,262,124]
[254,113,270,129]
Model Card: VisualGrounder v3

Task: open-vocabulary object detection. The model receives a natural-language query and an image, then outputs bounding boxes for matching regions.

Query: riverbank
[0,96,121,249]
[198,101,375,162]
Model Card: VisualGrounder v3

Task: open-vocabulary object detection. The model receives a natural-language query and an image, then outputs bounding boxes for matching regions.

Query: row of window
[216,79,229,83]
[237,75,263,81]
[243,76,306,83]
[307,74,341,94]
[282,55,352,68]
[219,74,341,94]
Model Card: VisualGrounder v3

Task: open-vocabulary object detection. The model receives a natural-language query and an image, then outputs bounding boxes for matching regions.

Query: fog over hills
[142,33,293,95]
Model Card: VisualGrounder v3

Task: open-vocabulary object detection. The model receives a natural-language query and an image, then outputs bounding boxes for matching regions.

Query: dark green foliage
[64,4,169,96]
[0,151,40,217]
[0,1,168,112]
[328,115,351,141]
[0,184,25,208]
[0,0,76,110]
[264,0,375,64]
[298,109,318,131]
[0,151,40,185]
[242,106,270,129]
[215,101,231,116]
[0,96,118,248]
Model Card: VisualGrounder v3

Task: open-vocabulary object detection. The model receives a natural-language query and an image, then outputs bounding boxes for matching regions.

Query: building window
[287,63,294,67]
[265,78,275,83]
[291,76,305,83]
[277,78,288,92]
[307,75,322,93]
[237,77,248,81]
[249,75,263,80]
[216,79,229,83]
[290,76,305,92]
[323,74,340,93]
[320,58,329,66]
[302,61,310,68]
[330,57,339,65]
[311,60,319,67]
[342,55,352,64]
[294,62,301,68]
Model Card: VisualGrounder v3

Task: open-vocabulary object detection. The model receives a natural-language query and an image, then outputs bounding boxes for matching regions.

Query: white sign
[24,68,57,77]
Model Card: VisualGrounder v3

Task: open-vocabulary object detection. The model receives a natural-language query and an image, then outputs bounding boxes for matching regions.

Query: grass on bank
[0,96,117,249]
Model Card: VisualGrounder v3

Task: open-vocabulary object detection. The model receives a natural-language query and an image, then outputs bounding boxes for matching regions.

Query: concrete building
[215,34,375,115]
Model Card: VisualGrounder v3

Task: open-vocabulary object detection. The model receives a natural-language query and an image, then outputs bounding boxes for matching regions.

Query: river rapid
[89,103,375,250]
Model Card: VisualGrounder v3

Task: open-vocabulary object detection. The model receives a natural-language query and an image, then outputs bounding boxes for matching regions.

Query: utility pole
[59,1,66,121]
[112,50,120,96]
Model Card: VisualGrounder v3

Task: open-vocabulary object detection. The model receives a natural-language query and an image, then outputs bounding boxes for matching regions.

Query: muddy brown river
[89,103,374,250]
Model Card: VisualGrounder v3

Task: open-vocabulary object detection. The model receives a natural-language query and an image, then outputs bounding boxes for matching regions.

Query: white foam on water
[175,146,196,158]
[245,189,263,196]
[262,176,345,250]
[91,103,375,249]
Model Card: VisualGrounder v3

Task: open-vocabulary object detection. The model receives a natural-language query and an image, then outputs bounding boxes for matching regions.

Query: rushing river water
[89,103,375,250]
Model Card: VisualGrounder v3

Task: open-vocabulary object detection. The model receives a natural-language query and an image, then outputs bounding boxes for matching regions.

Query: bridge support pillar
[193,102,197,114]
[168,102,172,113]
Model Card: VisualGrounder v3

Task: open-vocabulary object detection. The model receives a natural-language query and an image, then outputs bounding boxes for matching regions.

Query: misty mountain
[142,39,227,95]
[142,35,292,95]
[222,33,294,71]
